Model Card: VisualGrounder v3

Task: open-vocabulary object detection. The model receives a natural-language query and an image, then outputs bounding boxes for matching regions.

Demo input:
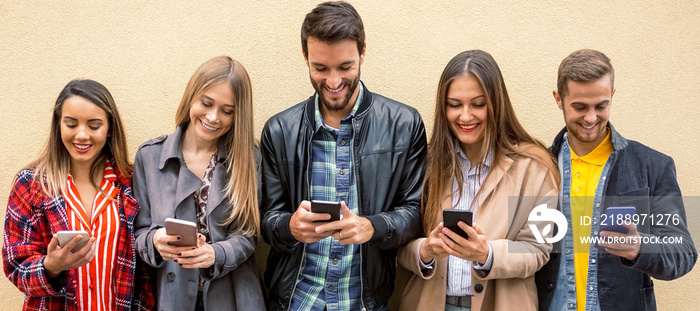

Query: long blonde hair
[30,79,131,199]
[422,50,558,236]
[174,56,259,238]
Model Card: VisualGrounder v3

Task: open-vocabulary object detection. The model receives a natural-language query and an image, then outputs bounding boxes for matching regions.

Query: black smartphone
[595,206,636,250]
[600,206,636,234]
[310,200,341,222]
[443,209,473,239]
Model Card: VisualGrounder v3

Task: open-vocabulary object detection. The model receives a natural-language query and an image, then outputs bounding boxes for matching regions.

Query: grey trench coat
[133,125,265,311]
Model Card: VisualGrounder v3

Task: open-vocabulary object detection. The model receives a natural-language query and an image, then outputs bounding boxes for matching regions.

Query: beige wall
[1,0,698,309]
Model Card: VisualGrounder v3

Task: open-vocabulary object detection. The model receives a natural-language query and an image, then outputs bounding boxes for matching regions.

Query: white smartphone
[164,218,198,247]
[56,230,90,253]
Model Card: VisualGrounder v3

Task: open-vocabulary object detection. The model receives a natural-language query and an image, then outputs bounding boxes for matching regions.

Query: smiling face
[555,73,614,156]
[187,81,235,145]
[305,37,364,113]
[60,96,110,169]
[445,76,488,158]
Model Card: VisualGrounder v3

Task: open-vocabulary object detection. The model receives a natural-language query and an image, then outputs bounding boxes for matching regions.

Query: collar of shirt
[67,161,118,185]
[570,127,613,166]
[454,140,494,180]
[65,161,119,228]
[159,124,227,170]
[313,83,364,132]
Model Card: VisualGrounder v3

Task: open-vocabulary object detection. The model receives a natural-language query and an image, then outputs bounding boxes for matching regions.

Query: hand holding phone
[289,201,340,244]
[56,230,90,253]
[596,206,636,250]
[443,210,473,240]
[45,231,95,279]
[310,200,341,222]
[165,218,198,247]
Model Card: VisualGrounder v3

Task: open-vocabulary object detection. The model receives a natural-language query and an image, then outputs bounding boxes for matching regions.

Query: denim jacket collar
[550,122,628,156]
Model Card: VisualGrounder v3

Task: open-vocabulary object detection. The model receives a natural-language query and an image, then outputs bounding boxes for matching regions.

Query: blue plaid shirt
[291,84,364,311]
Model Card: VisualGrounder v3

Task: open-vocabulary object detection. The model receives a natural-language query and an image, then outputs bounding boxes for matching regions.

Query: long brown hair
[174,56,259,237]
[422,50,558,235]
[31,79,132,198]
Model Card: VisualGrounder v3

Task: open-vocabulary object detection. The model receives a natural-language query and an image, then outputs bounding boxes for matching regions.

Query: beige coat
[398,148,558,311]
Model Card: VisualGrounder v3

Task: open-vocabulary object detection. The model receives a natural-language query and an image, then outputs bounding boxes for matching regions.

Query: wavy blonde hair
[174,56,259,238]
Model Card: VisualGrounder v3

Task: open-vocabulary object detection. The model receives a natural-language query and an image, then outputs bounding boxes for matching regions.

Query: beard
[311,68,361,112]
[563,109,607,146]
[569,123,606,143]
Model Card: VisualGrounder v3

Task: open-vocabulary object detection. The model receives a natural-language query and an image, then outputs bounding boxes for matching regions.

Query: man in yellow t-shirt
[536,49,696,311]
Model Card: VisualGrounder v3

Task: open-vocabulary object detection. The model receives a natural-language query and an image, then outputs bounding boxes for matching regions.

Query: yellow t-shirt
[570,129,613,311]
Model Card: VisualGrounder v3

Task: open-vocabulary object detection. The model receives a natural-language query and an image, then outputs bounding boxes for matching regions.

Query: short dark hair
[557,49,615,99]
[301,1,365,58]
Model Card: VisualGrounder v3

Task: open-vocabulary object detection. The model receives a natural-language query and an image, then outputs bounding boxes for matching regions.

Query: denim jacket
[536,123,697,311]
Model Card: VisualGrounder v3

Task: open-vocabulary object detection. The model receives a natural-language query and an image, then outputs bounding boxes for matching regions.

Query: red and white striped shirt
[61,163,120,311]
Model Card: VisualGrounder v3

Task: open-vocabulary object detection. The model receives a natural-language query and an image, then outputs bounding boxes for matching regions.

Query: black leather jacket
[260,84,427,311]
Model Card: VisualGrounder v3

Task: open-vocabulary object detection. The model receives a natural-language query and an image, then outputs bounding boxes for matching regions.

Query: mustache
[311,73,360,112]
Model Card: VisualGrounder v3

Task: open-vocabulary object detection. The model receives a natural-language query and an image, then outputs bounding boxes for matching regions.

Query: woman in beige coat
[398,50,559,311]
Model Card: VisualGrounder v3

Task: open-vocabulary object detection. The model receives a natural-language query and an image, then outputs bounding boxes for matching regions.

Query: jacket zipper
[285,127,315,311]
[285,247,307,311]
[352,118,367,311]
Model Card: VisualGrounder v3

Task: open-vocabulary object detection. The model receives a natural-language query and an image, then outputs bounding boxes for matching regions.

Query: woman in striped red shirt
[3,79,154,310]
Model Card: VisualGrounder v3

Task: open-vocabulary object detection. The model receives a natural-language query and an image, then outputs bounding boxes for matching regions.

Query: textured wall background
[1,1,698,309]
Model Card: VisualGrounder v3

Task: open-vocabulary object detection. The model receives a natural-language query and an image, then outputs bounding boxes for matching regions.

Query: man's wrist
[360,217,375,243]
[364,214,386,242]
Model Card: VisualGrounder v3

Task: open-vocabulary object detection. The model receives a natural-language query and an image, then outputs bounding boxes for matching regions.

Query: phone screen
[600,206,636,234]
[310,200,341,222]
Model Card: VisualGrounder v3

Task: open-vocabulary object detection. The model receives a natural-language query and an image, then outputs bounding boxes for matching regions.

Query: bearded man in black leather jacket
[259,2,427,310]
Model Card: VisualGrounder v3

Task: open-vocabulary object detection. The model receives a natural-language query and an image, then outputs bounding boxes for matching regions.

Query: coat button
[475,284,483,293]
[547,283,554,290]
[166,272,176,281]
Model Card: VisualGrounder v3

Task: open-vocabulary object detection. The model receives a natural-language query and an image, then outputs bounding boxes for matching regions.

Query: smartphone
[596,206,636,250]
[310,200,341,222]
[600,206,636,234]
[165,218,198,247]
[443,210,473,240]
[56,230,90,253]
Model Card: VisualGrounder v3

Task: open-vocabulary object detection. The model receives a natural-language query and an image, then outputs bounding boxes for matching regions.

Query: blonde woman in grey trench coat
[134,56,265,311]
